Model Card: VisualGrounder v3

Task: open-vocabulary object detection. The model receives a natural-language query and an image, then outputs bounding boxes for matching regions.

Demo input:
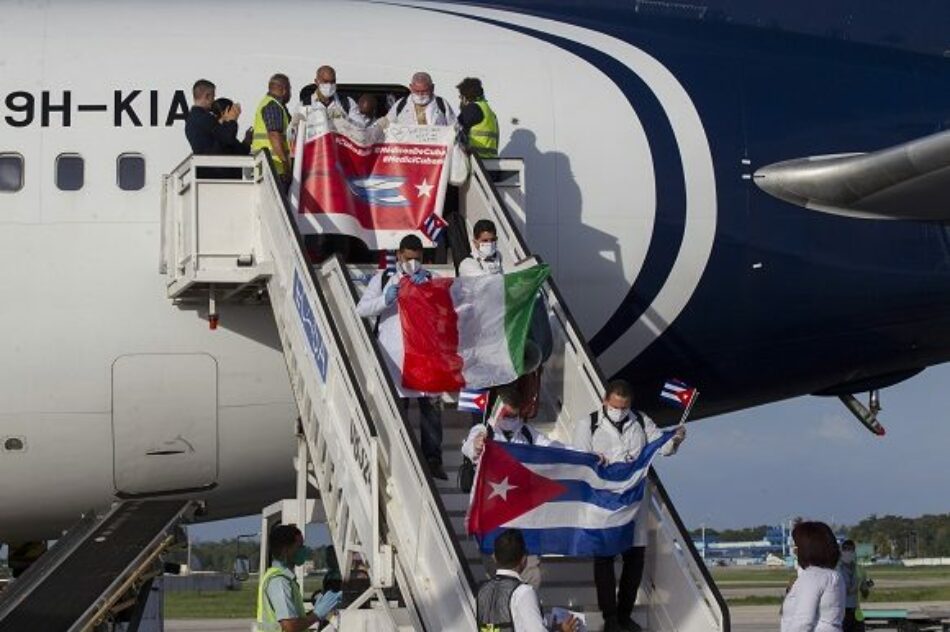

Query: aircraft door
[112,353,218,497]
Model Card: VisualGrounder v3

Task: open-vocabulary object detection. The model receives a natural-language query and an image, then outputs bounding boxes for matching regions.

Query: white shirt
[572,409,677,464]
[495,569,547,632]
[458,254,503,277]
[355,268,436,398]
[781,566,845,632]
[386,95,457,127]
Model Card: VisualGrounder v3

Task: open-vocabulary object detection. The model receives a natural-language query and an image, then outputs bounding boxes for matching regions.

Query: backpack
[458,422,533,493]
[395,95,447,121]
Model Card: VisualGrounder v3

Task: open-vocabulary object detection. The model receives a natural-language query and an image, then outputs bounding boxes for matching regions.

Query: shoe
[602,617,622,632]
[617,615,643,632]
[428,459,448,480]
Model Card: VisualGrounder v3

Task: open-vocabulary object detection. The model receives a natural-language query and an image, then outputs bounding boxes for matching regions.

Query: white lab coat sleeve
[509,584,547,632]
[642,413,678,456]
[461,425,487,462]
[385,99,401,124]
[356,272,389,318]
[528,427,561,449]
[458,257,482,277]
[572,416,595,452]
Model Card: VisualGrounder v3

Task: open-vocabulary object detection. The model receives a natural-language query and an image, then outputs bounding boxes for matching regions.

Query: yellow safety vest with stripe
[251,94,291,176]
[468,99,499,159]
[256,565,306,632]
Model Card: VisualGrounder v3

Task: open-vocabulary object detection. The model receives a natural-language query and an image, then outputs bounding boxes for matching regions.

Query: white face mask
[841,551,855,564]
[318,82,336,98]
[411,92,432,106]
[605,406,630,423]
[496,410,521,431]
[400,259,421,275]
[476,241,497,258]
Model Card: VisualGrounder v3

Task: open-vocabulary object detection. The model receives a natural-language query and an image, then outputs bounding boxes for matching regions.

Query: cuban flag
[467,433,673,556]
[458,388,489,414]
[419,211,448,244]
[378,250,397,272]
[660,378,697,410]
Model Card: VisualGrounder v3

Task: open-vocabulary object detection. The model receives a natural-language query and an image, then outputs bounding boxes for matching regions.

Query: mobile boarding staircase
[158,151,730,631]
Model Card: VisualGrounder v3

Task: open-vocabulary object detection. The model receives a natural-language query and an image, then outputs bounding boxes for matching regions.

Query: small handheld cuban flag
[458,388,489,415]
[419,212,448,244]
[378,250,397,272]
[660,378,699,425]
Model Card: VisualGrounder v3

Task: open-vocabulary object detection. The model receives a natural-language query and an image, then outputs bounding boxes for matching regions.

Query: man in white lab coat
[386,71,457,127]
[572,379,686,632]
[355,234,448,480]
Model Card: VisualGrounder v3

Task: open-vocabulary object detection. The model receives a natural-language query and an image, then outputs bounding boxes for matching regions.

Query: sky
[188,363,950,543]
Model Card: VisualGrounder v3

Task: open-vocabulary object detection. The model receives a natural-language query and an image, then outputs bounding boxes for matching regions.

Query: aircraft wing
[754,129,950,221]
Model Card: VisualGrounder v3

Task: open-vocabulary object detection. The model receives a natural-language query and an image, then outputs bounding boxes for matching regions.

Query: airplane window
[0,153,24,192]
[117,153,145,191]
[56,153,84,191]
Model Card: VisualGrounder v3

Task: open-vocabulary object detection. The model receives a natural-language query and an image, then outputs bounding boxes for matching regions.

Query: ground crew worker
[838,539,872,632]
[456,77,499,159]
[251,73,292,192]
[299,65,355,120]
[256,525,341,632]
[572,379,686,632]
[476,529,579,632]
[459,219,503,277]
[355,234,448,480]
[386,71,457,126]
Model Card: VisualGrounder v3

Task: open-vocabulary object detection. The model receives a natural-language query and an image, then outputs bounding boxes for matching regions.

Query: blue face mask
[292,546,309,567]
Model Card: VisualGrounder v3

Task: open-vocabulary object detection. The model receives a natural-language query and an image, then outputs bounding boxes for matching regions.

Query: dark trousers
[401,397,443,463]
[843,608,865,632]
[594,546,645,621]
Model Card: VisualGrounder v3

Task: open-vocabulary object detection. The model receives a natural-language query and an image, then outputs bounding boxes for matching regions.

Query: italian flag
[398,265,549,392]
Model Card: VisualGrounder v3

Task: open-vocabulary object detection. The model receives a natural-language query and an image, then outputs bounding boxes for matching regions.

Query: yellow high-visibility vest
[468,99,499,159]
[251,94,291,175]
[255,564,306,631]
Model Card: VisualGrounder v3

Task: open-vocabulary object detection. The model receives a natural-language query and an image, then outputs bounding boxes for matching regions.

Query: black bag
[458,424,533,493]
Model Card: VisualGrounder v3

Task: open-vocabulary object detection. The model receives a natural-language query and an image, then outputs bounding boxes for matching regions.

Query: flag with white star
[467,433,674,556]
[290,106,456,249]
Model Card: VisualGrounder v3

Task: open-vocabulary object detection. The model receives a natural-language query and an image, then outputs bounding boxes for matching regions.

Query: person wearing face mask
[837,540,870,632]
[456,77,500,159]
[462,384,562,591]
[571,379,686,632]
[386,71,457,127]
[256,525,342,632]
[781,521,845,632]
[299,65,355,120]
[459,219,503,278]
[251,73,293,192]
[355,235,448,479]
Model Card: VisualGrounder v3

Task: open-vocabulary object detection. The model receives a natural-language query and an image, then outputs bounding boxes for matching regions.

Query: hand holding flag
[660,378,699,426]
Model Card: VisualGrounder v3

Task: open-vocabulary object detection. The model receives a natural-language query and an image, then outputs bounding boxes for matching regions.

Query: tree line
[690,514,950,558]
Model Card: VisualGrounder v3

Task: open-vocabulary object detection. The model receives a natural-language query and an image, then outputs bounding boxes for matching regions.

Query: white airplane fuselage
[2,0,711,541]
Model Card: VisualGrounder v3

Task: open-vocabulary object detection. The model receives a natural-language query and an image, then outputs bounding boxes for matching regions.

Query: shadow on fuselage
[503,128,630,340]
